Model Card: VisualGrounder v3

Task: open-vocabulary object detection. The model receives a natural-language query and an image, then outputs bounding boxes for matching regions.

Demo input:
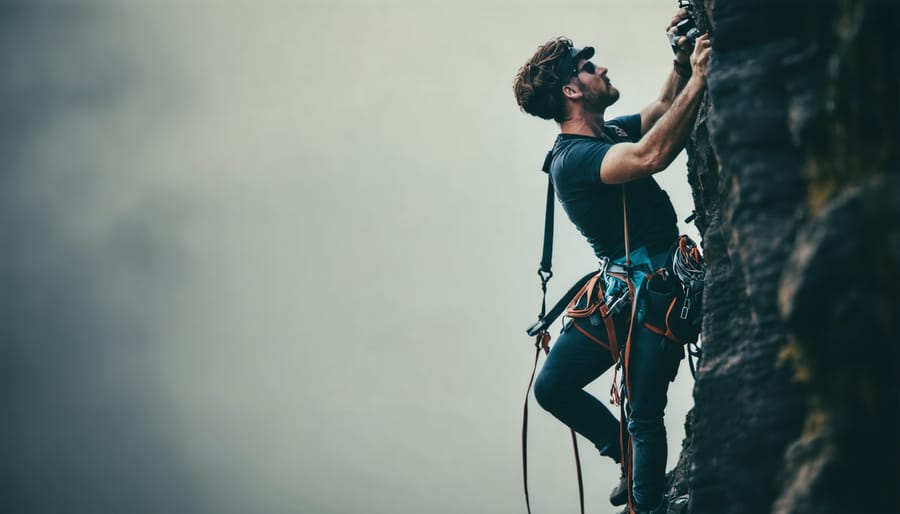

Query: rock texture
[669,1,900,513]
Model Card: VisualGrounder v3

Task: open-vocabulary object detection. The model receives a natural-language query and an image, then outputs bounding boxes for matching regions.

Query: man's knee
[533,371,563,412]
[627,415,666,441]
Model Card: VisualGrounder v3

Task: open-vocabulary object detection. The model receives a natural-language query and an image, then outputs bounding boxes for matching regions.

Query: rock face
[670,1,900,513]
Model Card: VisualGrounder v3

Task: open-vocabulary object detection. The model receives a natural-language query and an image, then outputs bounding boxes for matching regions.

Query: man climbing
[512,9,711,514]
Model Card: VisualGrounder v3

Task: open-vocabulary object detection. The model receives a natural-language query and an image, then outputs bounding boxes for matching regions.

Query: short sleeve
[607,114,642,142]
[563,139,612,187]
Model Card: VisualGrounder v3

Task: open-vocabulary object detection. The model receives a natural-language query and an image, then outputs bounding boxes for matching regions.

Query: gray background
[3,2,699,513]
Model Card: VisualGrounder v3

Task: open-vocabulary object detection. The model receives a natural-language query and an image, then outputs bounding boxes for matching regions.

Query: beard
[582,84,620,112]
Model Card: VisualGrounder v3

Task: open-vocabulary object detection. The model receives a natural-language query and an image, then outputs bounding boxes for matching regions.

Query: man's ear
[562,84,581,100]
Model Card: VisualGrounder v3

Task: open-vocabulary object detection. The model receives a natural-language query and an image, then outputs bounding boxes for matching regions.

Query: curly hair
[513,37,574,123]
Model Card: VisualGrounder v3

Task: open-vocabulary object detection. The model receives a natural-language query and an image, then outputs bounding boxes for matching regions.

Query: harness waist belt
[525,259,648,337]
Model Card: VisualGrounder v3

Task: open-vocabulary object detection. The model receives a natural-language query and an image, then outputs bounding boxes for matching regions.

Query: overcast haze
[4,2,699,513]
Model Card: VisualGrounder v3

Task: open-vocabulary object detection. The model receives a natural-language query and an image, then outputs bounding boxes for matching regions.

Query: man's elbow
[641,103,669,134]
[641,148,669,175]
[656,99,674,114]
[651,100,673,122]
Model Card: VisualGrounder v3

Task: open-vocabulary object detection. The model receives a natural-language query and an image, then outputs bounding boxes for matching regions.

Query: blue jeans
[534,249,683,510]
[534,319,622,461]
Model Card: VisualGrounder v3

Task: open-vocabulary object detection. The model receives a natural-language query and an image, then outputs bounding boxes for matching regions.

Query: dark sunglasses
[574,61,596,76]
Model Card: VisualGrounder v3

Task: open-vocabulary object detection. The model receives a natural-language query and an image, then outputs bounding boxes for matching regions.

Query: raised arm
[599,34,711,185]
[640,8,695,135]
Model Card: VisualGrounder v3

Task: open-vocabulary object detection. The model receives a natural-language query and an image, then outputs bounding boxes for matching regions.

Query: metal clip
[680,297,692,320]
[607,292,631,317]
[598,256,610,277]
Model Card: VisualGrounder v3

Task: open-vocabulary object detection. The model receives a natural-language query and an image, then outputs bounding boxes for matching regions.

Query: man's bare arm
[639,8,694,135]
[600,34,711,185]
[639,65,690,135]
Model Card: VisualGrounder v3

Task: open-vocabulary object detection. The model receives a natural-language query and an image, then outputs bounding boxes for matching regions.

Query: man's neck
[559,110,606,138]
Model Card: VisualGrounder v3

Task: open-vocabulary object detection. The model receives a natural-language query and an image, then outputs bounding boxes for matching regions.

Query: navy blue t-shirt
[549,114,678,260]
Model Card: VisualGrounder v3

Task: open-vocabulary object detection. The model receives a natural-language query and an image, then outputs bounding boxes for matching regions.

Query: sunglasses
[574,61,596,77]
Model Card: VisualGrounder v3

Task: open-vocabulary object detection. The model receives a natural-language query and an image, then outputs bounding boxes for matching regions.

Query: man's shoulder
[550,135,613,187]
[553,133,608,152]
[552,135,609,166]
[605,123,631,141]
[605,113,642,143]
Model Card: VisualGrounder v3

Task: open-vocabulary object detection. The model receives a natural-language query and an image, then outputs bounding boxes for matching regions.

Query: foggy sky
[3,2,699,513]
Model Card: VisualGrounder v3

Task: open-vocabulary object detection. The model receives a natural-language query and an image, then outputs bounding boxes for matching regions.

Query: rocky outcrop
[671,1,900,513]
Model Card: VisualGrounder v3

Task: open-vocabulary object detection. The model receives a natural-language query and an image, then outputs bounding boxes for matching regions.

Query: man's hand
[690,34,712,84]
[667,8,692,64]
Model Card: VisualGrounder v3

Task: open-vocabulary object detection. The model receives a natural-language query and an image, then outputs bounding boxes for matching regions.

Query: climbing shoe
[620,496,668,514]
[666,494,689,514]
[609,474,628,506]
[618,493,688,514]
[620,505,665,514]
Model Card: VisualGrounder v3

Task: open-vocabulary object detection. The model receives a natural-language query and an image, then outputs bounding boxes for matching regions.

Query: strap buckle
[680,286,693,319]
[537,268,553,286]
[597,256,610,277]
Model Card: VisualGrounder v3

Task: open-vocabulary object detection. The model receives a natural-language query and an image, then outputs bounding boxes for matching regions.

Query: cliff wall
[672,1,900,513]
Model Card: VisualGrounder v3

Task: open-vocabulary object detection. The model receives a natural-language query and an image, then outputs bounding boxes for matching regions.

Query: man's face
[573,58,620,111]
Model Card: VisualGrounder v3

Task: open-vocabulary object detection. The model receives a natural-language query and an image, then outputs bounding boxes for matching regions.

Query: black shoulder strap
[538,150,555,314]
[526,149,595,336]
[539,151,554,276]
